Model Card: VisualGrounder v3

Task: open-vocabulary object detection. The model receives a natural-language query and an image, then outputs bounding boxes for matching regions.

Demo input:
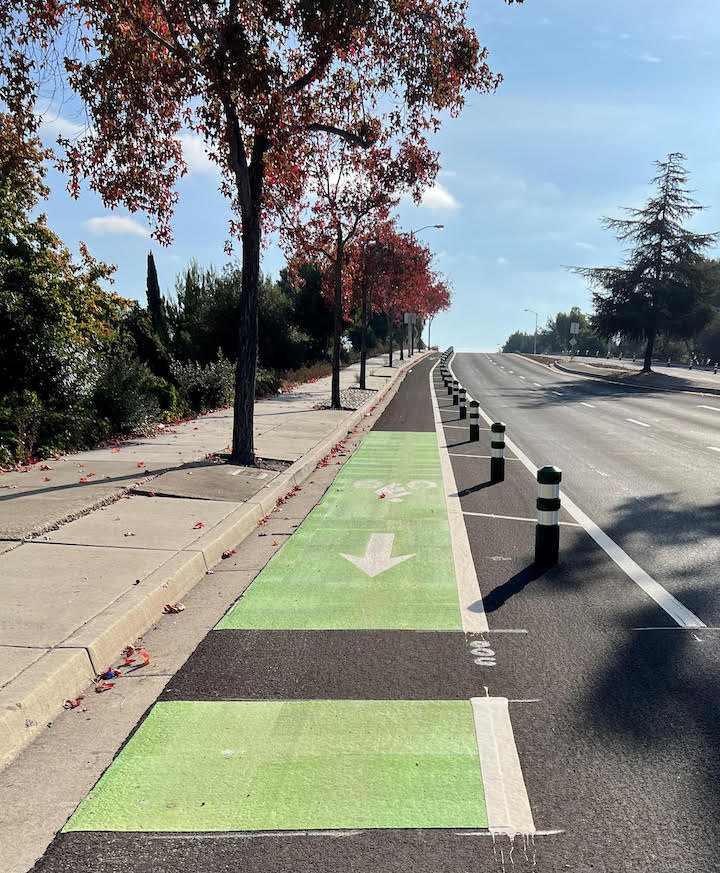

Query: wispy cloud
[36,112,88,141]
[638,51,661,63]
[84,215,150,237]
[497,256,509,266]
[420,182,459,211]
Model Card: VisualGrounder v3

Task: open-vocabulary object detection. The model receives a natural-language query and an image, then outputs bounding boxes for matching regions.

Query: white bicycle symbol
[353,479,438,503]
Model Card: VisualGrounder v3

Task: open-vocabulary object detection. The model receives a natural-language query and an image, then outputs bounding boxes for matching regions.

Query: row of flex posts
[437,350,561,567]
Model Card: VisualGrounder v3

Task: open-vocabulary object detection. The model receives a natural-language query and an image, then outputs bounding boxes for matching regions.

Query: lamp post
[524,308,538,355]
[410,224,444,351]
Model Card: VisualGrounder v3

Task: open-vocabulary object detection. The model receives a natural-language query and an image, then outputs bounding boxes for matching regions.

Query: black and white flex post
[459,387,467,419]
[469,401,480,442]
[447,376,453,396]
[452,379,459,405]
[535,465,562,567]
[490,422,506,483]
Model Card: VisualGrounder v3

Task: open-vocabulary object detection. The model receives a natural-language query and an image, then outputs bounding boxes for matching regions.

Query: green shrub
[93,351,163,435]
[170,352,234,413]
[255,366,283,397]
[0,390,43,463]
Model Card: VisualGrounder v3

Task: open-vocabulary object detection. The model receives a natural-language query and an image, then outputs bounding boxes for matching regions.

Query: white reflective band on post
[538,510,559,526]
[538,483,559,499]
[491,446,504,458]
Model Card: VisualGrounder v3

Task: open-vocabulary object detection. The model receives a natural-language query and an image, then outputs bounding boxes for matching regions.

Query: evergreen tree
[574,153,719,371]
[145,251,169,345]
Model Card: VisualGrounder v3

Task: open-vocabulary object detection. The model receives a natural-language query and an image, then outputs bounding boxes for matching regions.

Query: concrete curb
[0,352,427,769]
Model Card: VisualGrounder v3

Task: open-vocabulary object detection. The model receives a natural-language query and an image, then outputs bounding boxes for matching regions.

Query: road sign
[569,338,578,347]
[570,321,580,334]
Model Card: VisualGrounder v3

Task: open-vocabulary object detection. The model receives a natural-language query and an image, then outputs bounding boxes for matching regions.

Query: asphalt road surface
[453,352,720,627]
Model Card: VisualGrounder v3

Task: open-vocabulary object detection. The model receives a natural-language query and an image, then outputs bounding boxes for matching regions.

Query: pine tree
[574,153,719,371]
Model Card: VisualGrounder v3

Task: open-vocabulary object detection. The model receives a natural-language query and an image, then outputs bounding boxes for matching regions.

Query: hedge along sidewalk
[0,352,424,770]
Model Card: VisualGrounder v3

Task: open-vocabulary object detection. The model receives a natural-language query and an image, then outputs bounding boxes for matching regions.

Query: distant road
[453,352,720,625]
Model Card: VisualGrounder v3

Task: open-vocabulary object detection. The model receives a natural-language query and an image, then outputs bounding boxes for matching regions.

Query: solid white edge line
[447,355,706,630]
[580,402,595,408]
[698,405,720,412]
[430,360,488,633]
[626,418,650,427]
[471,696,536,836]
[708,446,720,453]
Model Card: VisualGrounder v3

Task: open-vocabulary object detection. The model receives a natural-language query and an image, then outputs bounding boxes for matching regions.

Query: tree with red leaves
[1,0,520,464]
[281,134,437,407]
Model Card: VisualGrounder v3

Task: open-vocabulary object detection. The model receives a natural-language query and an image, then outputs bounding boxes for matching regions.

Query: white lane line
[463,510,581,527]
[449,453,520,460]
[626,418,650,427]
[552,391,563,396]
[698,405,720,412]
[580,402,595,408]
[448,362,706,630]
[708,446,720,453]
[533,382,542,387]
[430,362,488,633]
[518,375,526,380]
[471,697,535,836]
[444,424,470,429]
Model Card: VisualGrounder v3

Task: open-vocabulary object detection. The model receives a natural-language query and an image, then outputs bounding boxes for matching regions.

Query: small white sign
[569,337,578,347]
[570,322,580,334]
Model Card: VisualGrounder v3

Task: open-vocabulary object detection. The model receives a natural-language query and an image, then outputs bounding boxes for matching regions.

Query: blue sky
[34,0,720,352]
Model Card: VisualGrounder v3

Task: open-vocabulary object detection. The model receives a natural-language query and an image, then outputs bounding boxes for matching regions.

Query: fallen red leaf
[193,522,204,529]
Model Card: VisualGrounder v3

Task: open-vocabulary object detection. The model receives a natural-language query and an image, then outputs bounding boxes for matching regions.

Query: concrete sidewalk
[0,352,421,769]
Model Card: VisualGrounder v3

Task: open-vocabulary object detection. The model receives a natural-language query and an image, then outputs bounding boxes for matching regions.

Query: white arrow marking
[341,533,415,578]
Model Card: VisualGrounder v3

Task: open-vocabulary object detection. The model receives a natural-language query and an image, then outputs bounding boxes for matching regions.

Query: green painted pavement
[64,700,488,832]
[217,431,462,630]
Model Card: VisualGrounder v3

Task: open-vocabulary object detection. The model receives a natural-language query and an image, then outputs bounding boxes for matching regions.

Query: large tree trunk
[229,124,267,466]
[642,329,655,373]
[331,224,344,409]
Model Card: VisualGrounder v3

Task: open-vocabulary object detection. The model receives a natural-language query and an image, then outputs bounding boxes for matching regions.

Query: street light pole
[524,308,538,355]
[409,224,444,352]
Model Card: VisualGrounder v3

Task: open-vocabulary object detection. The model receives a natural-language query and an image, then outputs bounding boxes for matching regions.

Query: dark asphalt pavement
[30,354,720,872]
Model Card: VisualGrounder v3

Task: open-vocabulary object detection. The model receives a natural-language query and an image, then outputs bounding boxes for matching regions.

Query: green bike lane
[31,354,537,872]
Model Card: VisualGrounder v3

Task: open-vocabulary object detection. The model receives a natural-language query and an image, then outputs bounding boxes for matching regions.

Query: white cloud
[496,256,509,266]
[420,182,459,211]
[84,215,150,237]
[178,133,219,175]
[638,51,661,63]
[36,112,88,141]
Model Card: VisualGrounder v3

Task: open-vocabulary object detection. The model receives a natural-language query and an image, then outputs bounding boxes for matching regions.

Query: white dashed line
[533,382,542,387]
[626,418,650,427]
[552,391,563,396]
[698,405,720,412]
[580,402,595,408]
[708,446,720,453]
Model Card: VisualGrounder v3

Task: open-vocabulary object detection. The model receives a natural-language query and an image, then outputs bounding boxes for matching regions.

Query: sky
[31,0,720,353]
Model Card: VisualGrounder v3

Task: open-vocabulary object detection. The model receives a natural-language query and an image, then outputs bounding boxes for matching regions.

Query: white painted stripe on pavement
[471,696,536,835]
[430,362,488,633]
[533,382,542,387]
[626,418,650,427]
[449,453,520,460]
[552,391,563,396]
[708,446,720,453]
[463,510,581,527]
[698,405,720,412]
[580,402,595,408]
[449,364,707,630]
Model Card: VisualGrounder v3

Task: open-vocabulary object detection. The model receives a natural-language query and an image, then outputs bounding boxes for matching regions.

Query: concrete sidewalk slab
[141,463,281,502]
[44,494,239,550]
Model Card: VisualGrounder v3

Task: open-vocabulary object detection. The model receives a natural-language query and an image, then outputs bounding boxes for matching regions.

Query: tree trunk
[387,306,394,367]
[331,224,344,409]
[231,210,261,465]
[359,275,368,390]
[642,330,655,373]
[228,125,267,467]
